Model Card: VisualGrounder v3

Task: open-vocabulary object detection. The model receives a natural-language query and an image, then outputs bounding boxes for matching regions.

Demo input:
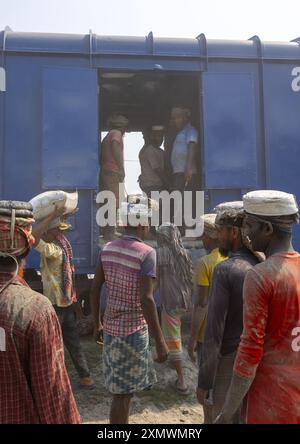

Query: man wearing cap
[139,125,168,231]
[197,202,259,423]
[188,213,228,423]
[138,125,168,197]
[90,196,168,424]
[100,114,129,240]
[215,190,300,424]
[33,207,95,390]
[0,201,80,423]
[169,107,198,231]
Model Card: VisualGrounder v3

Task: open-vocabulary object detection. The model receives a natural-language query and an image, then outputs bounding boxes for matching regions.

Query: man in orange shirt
[215,190,300,424]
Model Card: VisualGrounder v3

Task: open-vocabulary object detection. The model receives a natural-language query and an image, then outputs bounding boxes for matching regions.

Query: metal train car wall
[1,27,300,276]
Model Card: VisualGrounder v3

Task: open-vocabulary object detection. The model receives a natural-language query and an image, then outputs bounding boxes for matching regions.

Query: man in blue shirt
[170,107,198,232]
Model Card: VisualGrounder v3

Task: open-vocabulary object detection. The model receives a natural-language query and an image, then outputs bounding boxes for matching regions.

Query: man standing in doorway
[139,125,169,229]
[139,125,168,197]
[100,114,129,240]
[169,107,198,232]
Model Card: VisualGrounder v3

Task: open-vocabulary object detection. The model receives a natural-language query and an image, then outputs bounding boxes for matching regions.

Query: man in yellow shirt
[188,213,227,423]
[33,206,95,390]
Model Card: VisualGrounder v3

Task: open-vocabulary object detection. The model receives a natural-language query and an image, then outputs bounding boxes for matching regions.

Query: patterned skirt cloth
[161,308,186,362]
[103,325,157,395]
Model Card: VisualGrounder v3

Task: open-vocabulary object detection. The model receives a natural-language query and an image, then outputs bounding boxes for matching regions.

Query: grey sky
[0,0,300,40]
[2,0,300,193]
[2,0,300,41]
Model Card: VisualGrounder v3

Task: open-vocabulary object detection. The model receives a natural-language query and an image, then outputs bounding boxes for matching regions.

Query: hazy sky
[2,0,300,193]
[2,0,300,41]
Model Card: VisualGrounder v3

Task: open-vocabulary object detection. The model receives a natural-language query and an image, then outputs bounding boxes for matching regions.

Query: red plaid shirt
[0,273,81,424]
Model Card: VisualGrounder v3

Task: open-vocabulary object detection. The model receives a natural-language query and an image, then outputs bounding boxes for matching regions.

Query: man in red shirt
[215,190,300,424]
[100,114,129,240]
[0,200,80,424]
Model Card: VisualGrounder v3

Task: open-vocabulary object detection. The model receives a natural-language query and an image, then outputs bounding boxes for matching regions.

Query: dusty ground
[66,322,204,425]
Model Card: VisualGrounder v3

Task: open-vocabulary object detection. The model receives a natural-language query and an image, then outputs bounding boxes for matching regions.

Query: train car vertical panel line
[196,33,208,207]
[0,27,10,198]
[249,35,268,189]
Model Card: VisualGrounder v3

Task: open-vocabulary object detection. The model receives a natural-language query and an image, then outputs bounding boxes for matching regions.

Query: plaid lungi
[103,325,157,395]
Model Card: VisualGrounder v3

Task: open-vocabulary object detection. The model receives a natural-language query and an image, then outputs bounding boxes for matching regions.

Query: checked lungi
[103,325,157,395]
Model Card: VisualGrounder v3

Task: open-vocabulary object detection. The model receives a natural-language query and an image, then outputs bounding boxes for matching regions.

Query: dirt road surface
[67,332,204,424]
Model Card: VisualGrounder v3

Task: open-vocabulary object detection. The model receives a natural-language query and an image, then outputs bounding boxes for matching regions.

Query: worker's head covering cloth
[200,213,218,239]
[0,201,34,293]
[107,114,129,130]
[243,190,299,234]
[214,201,244,227]
[156,223,193,292]
[151,125,164,131]
[0,201,35,258]
[171,107,191,120]
[214,200,264,262]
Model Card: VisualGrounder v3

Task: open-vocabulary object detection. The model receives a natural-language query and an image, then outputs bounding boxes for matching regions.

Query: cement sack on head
[29,190,78,221]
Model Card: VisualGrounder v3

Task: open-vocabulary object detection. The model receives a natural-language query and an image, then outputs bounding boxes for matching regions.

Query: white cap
[243,190,298,216]
[151,125,164,131]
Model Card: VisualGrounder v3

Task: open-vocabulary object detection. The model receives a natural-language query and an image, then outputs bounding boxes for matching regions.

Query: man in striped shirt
[90,198,168,424]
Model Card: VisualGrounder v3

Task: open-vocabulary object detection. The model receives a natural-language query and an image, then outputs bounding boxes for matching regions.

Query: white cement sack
[29,191,78,221]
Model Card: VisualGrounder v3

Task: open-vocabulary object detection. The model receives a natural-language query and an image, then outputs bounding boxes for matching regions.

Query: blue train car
[1,27,300,277]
